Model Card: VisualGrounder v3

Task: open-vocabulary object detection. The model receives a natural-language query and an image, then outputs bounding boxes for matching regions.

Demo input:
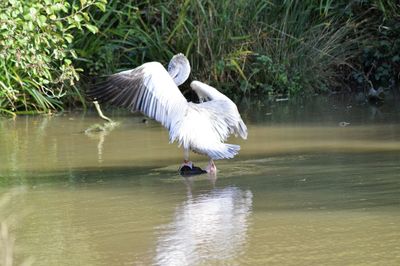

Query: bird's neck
[168,65,190,86]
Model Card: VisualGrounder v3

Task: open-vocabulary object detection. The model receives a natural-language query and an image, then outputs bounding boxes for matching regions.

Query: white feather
[190,81,248,140]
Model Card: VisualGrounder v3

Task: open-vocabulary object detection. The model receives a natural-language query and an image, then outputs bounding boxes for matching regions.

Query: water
[1,97,400,265]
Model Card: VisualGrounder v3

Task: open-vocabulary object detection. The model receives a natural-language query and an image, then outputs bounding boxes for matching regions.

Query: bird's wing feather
[87,62,188,130]
[190,81,248,139]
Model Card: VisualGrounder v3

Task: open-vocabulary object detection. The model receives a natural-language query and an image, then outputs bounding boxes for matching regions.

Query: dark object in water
[179,165,207,176]
[367,87,384,103]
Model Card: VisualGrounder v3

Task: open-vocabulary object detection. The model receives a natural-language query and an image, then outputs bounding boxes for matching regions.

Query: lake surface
[1,97,400,265]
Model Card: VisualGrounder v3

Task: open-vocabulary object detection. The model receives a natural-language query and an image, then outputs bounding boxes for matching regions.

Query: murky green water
[1,97,400,265]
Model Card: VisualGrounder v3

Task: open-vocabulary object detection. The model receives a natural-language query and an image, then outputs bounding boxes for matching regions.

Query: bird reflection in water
[154,182,253,266]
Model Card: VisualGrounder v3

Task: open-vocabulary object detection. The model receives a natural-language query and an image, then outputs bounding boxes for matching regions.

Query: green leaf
[74,14,83,22]
[64,34,73,43]
[70,49,78,58]
[39,15,47,25]
[29,7,37,17]
[84,24,98,34]
[28,21,34,31]
[94,2,106,12]
[82,12,90,21]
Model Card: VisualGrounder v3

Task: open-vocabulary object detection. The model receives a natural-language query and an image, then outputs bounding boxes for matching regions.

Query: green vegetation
[0,0,399,115]
[0,0,106,115]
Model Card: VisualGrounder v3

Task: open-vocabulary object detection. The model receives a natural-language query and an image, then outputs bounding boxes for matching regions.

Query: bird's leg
[206,159,217,175]
[179,148,193,169]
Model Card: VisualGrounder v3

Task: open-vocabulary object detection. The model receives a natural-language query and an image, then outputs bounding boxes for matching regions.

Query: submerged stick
[85,102,120,162]
[93,101,113,123]
[84,101,119,134]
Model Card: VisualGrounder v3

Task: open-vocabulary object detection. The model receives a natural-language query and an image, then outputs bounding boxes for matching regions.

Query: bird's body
[87,54,247,174]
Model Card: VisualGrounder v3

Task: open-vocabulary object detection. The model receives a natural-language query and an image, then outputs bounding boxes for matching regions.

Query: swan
[87,53,247,174]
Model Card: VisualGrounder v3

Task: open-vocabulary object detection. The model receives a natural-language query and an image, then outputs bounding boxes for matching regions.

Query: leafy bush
[348,2,400,91]
[0,0,106,115]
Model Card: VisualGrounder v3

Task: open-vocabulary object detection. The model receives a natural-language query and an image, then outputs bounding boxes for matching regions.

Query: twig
[93,101,113,123]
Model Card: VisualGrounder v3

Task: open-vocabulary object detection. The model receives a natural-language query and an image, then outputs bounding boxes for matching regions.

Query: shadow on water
[239,94,400,125]
[0,165,167,187]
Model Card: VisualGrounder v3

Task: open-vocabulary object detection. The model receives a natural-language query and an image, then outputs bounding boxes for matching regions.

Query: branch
[93,101,113,123]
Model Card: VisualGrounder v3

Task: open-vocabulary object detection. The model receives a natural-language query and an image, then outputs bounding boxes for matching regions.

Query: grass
[0,59,64,114]
[75,0,399,98]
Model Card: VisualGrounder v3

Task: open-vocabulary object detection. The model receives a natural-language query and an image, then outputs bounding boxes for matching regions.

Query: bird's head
[167,53,191,86]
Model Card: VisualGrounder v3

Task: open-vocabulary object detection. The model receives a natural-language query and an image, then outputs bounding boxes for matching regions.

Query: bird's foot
[206,160,217,175]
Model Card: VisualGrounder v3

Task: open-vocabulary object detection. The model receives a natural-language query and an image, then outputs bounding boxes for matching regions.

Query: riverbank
[1,1,399,115]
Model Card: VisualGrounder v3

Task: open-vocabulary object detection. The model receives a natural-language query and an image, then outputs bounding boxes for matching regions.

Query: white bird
[88,53,247,174]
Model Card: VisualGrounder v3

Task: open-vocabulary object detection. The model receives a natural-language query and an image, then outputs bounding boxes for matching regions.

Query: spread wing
[87,62,188,131]
[190,81,248,140]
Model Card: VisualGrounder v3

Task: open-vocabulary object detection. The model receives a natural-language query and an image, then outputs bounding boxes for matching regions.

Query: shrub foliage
[0,0,106,114]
